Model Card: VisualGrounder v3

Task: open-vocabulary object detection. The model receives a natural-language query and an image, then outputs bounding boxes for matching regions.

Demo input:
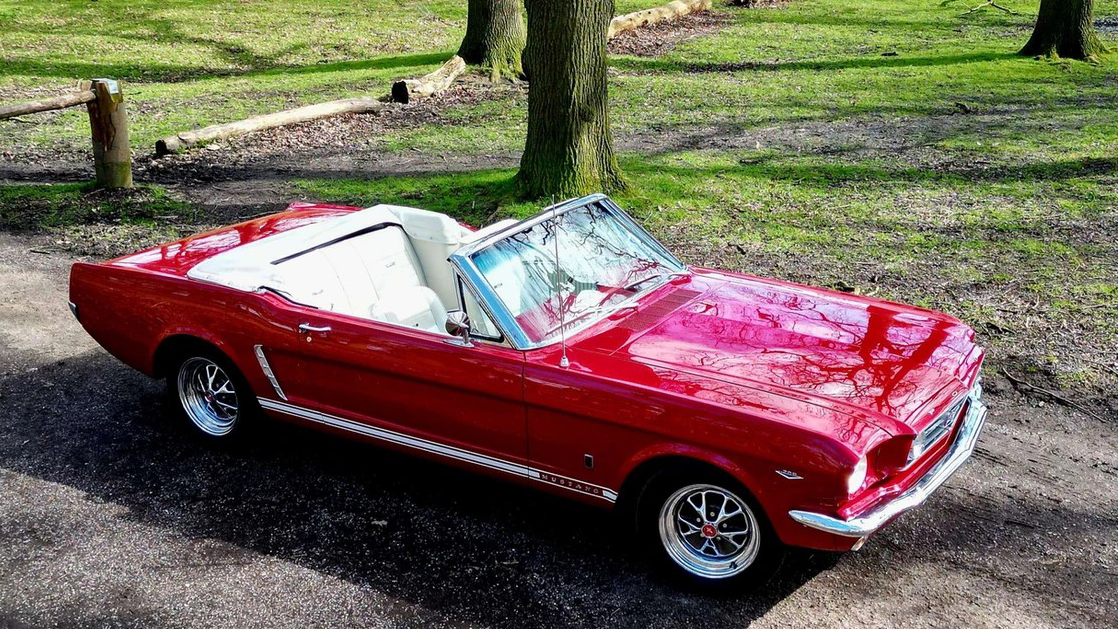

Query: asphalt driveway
[0,233,1115,629]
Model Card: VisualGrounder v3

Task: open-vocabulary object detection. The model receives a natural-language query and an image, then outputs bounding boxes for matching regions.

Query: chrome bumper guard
[789,391,988,538]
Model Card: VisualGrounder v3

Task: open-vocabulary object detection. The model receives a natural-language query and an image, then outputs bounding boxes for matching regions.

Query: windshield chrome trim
[449,194,686,351]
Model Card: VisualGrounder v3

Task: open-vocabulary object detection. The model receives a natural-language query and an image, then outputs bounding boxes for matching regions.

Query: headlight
[906,382,978,467]
[846,456,867,495]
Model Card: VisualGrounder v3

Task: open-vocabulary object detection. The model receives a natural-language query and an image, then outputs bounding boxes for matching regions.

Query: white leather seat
[271,225,449,334]
[370,286,448,334]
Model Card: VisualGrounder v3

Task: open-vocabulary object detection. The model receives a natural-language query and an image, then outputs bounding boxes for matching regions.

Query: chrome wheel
[658,484,761,579]
[177,357,240,437]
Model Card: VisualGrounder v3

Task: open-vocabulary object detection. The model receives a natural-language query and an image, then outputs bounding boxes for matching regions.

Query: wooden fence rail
[0,90,96,120]
[0,79,132,189]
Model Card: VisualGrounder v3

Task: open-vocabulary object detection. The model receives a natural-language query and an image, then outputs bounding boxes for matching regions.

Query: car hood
[604,270,982,434]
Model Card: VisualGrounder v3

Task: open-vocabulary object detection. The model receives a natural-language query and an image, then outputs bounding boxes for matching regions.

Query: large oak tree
[518,0,624,199]
[457,0,526,79]
[1021,0,1106,60]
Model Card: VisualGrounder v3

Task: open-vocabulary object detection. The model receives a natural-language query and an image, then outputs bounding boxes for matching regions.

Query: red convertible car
[69,194,986,589]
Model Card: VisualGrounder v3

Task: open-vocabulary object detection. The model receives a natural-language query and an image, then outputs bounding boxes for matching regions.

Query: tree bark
[457,0,526,79]
[607,0,712,39]
[1020,0,1106,60]
[156,97,383,154]
[519,0,624,199]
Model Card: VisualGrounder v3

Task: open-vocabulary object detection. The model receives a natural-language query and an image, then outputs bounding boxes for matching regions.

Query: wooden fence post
[81,78,132,188]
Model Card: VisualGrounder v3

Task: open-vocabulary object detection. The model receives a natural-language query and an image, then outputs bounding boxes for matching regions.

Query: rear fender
[150,326,240,378]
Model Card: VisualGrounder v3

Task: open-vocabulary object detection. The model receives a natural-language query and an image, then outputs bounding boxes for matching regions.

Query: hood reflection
[615,271,978,423]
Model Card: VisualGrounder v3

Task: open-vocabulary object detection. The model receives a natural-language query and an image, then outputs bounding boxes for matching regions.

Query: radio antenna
[552,199,570,368]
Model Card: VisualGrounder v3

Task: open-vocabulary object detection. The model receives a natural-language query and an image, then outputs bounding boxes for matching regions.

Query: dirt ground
[0,227,1116,628]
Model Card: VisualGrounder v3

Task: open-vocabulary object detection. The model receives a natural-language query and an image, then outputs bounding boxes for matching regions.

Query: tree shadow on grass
[0,183,196,231]
[0,350,834,628]
[721,8,1016,33]
[632,153,1118,188]
[0,50,452,85]
[1,0,453,84]
[614,51,1017,75]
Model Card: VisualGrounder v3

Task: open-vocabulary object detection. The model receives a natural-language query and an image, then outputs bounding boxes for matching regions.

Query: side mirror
[445,310,472,345]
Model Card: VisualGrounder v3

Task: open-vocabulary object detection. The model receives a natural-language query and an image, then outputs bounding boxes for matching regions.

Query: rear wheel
[638,470,784,591]
[168,347,256,440]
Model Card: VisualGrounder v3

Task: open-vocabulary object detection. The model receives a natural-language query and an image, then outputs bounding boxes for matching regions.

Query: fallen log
[391,55,467,104]
[155,97,385,155]
[0,90,96,120]
[607,0,712,39]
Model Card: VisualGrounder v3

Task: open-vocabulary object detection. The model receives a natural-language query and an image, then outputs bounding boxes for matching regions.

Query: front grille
[908,391,971,466]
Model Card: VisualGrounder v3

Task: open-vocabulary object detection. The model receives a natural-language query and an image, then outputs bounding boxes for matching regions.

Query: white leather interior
[371,286,448,332]
[384,206,467,307]
[271,226,448,334]
[186,203,514,339]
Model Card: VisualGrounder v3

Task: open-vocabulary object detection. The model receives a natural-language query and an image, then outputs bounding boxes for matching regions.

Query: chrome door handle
[298,323,331,334]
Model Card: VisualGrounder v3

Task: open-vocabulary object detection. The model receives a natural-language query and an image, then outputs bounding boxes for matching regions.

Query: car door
[255,295,528,473]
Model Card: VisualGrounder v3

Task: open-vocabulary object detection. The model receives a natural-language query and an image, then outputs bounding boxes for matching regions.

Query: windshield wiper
[544,272,688,339]
[623,271,689,293]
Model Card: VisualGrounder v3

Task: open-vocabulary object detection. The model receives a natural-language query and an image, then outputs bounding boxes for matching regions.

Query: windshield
[470,201,684,346]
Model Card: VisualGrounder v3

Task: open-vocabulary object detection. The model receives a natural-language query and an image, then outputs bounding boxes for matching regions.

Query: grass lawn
[0,0,663,147]
[1,0,1117,407]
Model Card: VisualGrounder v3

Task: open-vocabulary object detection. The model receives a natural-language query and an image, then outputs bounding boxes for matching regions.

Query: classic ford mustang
[69,193,986,588]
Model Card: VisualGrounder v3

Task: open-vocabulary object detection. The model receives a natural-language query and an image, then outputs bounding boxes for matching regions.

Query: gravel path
[0,234,1115,628]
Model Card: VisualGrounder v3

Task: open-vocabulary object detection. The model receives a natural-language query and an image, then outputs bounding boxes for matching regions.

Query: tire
[167,345,257,441]
[636,468,785,592]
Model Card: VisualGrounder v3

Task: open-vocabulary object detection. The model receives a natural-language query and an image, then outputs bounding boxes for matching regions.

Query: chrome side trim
[528,467,619,501]
[257,397,616,502]
[789,390,988,538]
[253,345,287,401]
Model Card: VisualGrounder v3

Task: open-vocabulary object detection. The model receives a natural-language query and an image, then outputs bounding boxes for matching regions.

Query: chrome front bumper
[788,391,988,538]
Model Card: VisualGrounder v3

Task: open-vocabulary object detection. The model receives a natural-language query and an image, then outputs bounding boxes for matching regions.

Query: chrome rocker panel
[789,392,988,538]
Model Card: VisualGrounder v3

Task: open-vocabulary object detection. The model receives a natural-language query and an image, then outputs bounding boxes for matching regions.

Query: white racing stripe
[258,397,616,502]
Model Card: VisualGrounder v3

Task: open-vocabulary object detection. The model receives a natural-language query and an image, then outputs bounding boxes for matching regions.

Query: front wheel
[169,348,256,440]
[638,473,784,591]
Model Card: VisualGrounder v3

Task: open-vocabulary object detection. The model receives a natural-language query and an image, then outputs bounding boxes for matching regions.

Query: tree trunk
[1020,0,1106,60]
[457,0,527,79]
[518,0,624,199]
